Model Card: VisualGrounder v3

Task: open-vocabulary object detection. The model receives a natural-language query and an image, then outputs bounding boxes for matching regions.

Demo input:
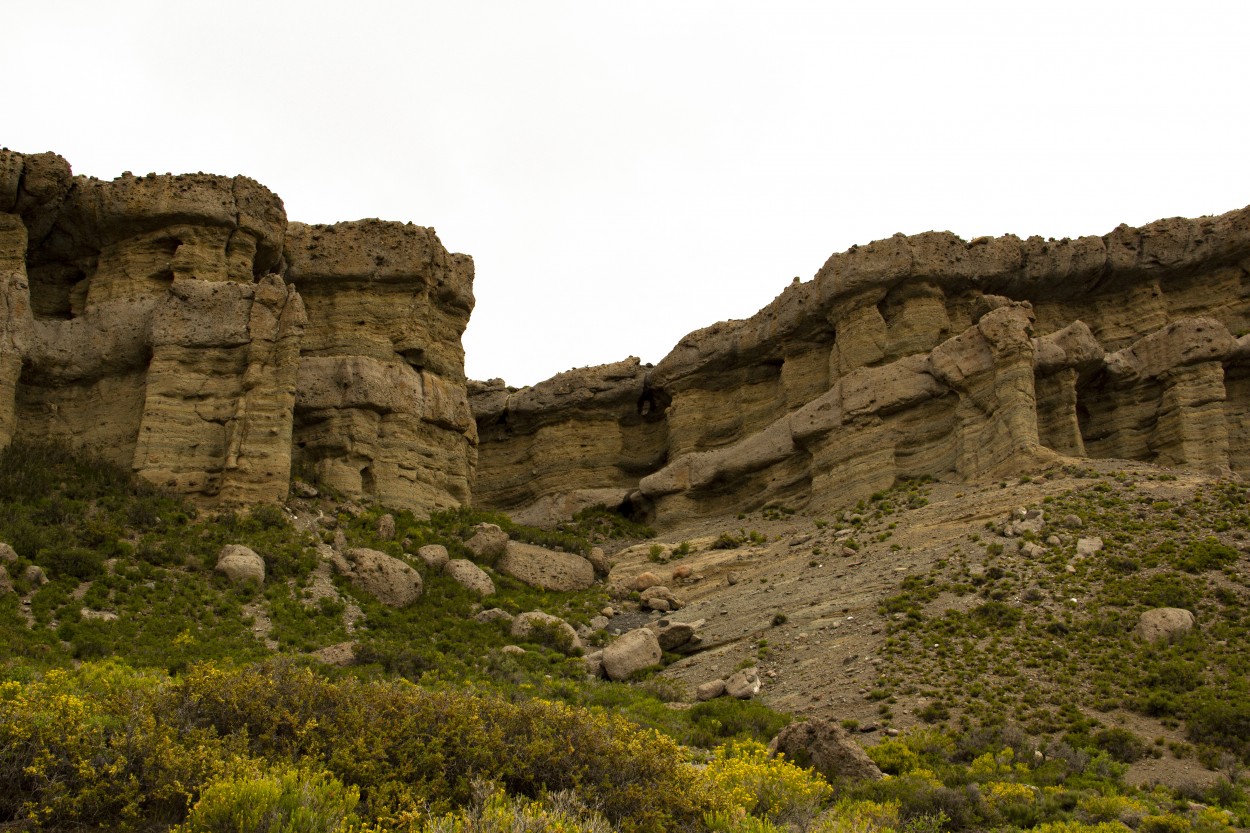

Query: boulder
[651,619,700,651]
[0,543,16,563]
[0,565,11,594]
[510,610,582,654]
[417,544,450,569]
[696,679,726,701]
[443,558,495,596]
[725,667,762,699]
[586,547,612,577]
[340,548,423,607]
[497,541,595,591]
[465,524,509,561]
[474,607,514,625]
[768,719,885,783]
[1076,537,1104,557]
[640,585,683,612]
[1136,607,1195,644]
[583,650,605,678]
[22,565,47,587]
[309,641,357,666]
[376,514,396,540]
[631,571,663,591]
[602,628,662,681]
[215,545,265,585]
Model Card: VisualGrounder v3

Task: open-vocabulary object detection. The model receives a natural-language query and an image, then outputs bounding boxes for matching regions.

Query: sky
[6,1,1249,387]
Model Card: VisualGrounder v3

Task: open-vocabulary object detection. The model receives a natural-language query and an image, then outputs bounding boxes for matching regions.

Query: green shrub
[178,767,359,833]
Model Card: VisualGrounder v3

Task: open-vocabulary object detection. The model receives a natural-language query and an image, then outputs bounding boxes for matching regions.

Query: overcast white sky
[7,2,1249,386]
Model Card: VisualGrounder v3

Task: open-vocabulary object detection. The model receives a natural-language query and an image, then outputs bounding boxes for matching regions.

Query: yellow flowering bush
[177,766,359,833]
[701,740,832,829]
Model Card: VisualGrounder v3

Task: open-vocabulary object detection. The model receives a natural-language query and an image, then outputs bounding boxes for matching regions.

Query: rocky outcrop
[473,207,1250,525]
[0,149,474,513]
[768,719,884,783]
[286,221,476,513]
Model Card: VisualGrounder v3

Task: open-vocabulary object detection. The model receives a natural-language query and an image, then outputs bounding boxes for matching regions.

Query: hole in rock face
[360,465,376,496]
[399,347,425,370]
[637,386,671,422]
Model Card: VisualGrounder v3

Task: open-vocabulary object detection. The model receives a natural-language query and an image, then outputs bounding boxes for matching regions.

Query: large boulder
[465,523,509,561]
[510,610,581,654]
[1136,607,1195,644]
[497,541,595,591]
[0,543,16,564]
[768,719,884,783]
[339,548,423,607]
[215,545,265,585]
[443,558,495,596]
[601,628,662,681]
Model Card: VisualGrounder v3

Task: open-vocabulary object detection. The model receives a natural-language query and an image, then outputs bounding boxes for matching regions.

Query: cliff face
[0,149,474,513]
[472,208,1250,525]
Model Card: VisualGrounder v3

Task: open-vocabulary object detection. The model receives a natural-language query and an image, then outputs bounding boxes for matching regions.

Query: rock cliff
[472,207,1250,525]
[0,149,474,512]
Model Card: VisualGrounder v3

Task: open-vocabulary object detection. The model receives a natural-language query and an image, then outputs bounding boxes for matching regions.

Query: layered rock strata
[1,149,474,512]
[472,207,1250,525]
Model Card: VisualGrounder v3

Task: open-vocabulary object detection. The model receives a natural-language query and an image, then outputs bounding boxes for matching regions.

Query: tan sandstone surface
[0,149,474,513]
[472,207,1250,526]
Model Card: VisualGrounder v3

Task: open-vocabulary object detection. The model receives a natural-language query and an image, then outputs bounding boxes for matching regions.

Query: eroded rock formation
[1,149,474,512]
[473,208,1250,525]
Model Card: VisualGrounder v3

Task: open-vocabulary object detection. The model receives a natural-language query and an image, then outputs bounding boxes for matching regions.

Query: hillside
[2,441,1250,832]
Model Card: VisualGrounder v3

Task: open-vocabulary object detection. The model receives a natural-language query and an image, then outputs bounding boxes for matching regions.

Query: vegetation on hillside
[1,444,1249,831]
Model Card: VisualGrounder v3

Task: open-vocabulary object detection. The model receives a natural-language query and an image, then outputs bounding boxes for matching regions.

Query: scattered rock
[339,548,423,607]
[1020,542,1046,558]
[0,543,16,563]
[602,628,662,681]
[511,610,582,654]
[291,480,319,499]
[444,558,495,596]
[1003,509,1044,537]
[23,565,47,587]
[465,523,509,561]
[376,513,396,540]
[768,719,884,783]
[725,667,762,699]
[80,608,118,622]
[696,679,727,701]
[1062,514,1084,529]
[497,541,595,591]
[501,645,526,656]
[1136,607,1195,644]
[215,544,266,585]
